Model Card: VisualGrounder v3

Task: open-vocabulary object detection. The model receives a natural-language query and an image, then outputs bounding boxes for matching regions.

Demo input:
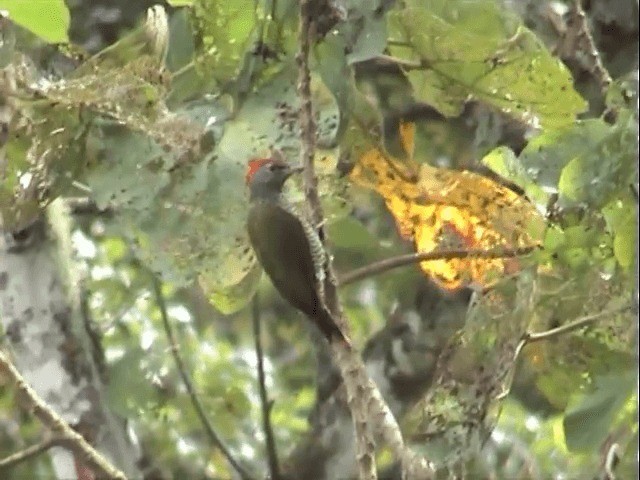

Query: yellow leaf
[350,121,544,290]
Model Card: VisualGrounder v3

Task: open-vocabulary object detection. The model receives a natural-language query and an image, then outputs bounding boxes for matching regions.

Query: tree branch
[553,0,614,117]
[0,436,60,470]
[339,246,537,286]
[568,0,612,94]
[296,4,434,479]
[296,3,377,479]
[151,276,254,480]
[251,293,281,480]
[296,1,320,225]
[0,351,127,480]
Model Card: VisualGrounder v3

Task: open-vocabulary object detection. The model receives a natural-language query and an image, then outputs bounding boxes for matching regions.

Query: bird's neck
[250,191,304,221]
[250,188,286,203]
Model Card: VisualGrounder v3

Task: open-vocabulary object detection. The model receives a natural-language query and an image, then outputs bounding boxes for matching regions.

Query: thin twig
[0,351,127,480]
[251,293,280,480]
[0,436,59,470]
[552,0,614,116]
[524,304,632,344]
[570,0,612,93]
[374,54,423,70]
[338,246,537,286]
[151,277,254,480]
[497,304,632,400]
[386,39,412,48]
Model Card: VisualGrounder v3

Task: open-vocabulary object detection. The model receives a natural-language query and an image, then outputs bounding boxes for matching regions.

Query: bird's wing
[247,201,323,318]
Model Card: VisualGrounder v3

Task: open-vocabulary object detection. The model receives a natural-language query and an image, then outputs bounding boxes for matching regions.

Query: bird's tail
[315,308,352,346]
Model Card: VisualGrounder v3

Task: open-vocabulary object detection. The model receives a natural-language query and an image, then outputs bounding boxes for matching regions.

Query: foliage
[387,0,587,127]
[0,0,69,43]
[0,0,637,479]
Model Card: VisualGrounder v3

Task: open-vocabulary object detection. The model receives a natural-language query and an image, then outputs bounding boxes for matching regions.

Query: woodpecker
[245,156,348,343]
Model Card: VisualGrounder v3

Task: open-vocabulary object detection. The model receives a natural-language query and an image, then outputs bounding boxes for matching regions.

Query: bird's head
[245,156,302,200]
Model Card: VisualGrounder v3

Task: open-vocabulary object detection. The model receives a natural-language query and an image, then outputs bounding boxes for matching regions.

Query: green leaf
[0,0,69,43]
[341,0,388,64]
[314,35,353,140]
[542,226,566,252]
[190,0,258,86]
[388,0,586,127]
[86,127,172,212]
[602,196,637,269]
[202,262,262,314]
[165,7,196,72]
[328,217,378,251]
[563,369,636,452]
[492,113,638,210]
[554,115,636,208]
[482,146,549,207]
[563,225,599,249]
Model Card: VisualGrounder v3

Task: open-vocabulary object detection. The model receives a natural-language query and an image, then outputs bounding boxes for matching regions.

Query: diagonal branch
[498,304,633,400]
[251,293,281,480]
[0,351,127,480]
[553,0,614,117]
[568,0,612,94]
[0,436,60,471]
[338,246,537,286]
[151,276,255,480]
[523,304,632,344]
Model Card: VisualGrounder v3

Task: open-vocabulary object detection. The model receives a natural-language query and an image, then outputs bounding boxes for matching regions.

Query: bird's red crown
[245,158,273,185]
[245,156,293,185]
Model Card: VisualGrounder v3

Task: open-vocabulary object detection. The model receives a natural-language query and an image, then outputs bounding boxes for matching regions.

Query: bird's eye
[268,163,284,172]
